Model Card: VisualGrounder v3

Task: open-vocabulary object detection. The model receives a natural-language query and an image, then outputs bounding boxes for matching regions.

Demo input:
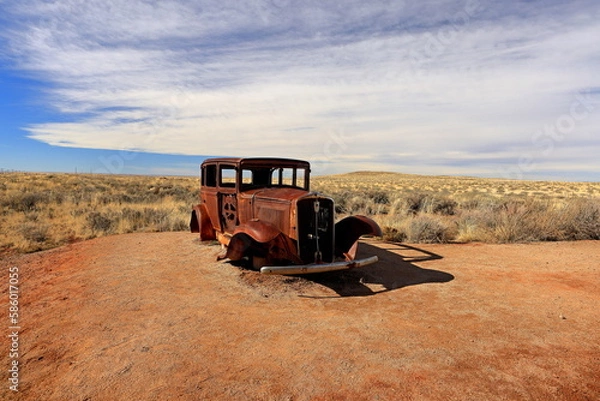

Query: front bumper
[259,256,378,275]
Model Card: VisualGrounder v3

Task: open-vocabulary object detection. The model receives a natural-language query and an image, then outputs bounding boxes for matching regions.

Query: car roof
[201,157,310,168]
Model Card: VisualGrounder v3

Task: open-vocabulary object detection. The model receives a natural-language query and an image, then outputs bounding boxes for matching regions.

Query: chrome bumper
[259,256,378,275]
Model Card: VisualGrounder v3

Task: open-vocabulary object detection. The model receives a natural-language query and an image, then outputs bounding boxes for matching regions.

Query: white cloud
[2,0,600,178]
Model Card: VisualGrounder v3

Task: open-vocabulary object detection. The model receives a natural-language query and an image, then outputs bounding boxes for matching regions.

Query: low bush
[20,222,50,244]
[405,215,453,243]
[87,211,116,234]
[560,198,600,240]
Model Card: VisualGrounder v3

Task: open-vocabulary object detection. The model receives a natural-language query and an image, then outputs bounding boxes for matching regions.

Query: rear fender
[190,204,216,241]
[335,215,382,260]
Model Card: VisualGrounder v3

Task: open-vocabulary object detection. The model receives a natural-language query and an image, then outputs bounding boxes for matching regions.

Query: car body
[190,157,381,274]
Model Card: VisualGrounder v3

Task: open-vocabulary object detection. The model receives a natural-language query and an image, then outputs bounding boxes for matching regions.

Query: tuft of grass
[20,222,50,244]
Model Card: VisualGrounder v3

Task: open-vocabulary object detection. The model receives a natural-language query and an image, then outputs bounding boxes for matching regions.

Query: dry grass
[312,172,600,244]
[1,171,599,253]
[0,173,198,253]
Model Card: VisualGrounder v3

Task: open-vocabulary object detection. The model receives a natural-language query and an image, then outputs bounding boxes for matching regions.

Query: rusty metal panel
[334,215,383,260]
[255,202,289,235]
[236,193,253,226]
[191,204,216,241]
[200,184,220,233]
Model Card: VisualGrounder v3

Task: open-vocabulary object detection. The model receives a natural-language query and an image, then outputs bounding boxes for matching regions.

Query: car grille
[297,196,334,263]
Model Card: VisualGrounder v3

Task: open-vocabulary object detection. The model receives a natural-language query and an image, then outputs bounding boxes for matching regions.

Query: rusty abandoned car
[190,157,382,275]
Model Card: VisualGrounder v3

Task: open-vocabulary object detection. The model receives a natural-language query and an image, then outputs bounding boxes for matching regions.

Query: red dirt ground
[1,232,599,400]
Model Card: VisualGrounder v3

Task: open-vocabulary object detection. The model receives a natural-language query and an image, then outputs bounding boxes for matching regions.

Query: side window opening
[203,164,217,187]
[281,168,294,186]
[219,165,237,188]
[270,168,280,186]
[241,169,253,187]
[296,168,306,189]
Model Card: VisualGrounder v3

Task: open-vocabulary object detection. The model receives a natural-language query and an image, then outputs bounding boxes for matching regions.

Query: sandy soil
[1,232,599,400]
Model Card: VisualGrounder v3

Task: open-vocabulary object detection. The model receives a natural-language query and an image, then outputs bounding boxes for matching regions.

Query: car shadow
[302,241,454,298]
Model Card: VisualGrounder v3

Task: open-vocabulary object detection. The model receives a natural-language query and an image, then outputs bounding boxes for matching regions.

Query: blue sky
[0,0,599,179]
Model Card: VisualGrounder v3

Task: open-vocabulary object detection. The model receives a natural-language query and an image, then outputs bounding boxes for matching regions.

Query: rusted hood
[244,187,311,202]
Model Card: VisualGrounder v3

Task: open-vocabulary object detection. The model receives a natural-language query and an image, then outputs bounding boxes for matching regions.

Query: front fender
[225,220,302,264]
[335,215,382,260]
[231,220,282,243]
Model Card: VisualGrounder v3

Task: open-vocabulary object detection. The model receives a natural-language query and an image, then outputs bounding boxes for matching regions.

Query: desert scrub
[452,197,600,243]
[0,172,197,253]
[313,172,600,244]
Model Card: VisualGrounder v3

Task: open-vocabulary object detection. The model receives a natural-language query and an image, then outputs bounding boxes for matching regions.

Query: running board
[260,256,378,275]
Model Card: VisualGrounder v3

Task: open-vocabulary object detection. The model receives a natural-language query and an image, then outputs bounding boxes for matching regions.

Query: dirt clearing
[1,232,599,400]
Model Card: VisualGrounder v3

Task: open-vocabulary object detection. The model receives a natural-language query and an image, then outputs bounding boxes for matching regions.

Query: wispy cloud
[1,0,599,178]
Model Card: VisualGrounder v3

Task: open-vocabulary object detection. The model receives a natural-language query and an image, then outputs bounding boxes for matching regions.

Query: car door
[218,164,238,233]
